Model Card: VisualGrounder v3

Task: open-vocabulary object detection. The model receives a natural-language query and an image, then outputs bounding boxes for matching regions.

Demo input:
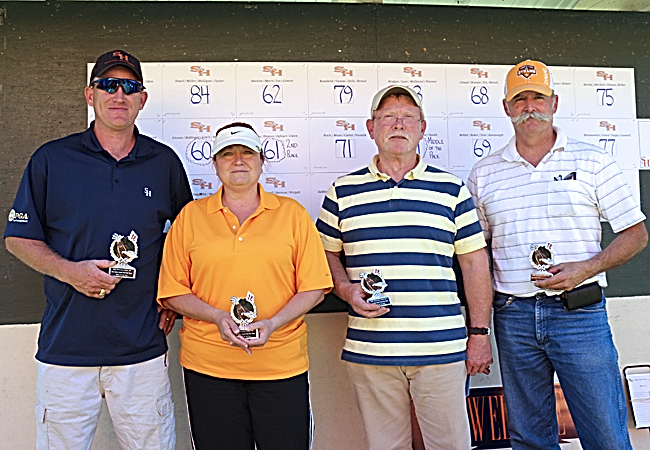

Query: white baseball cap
[371,85,424,117]
[212,125,262,158]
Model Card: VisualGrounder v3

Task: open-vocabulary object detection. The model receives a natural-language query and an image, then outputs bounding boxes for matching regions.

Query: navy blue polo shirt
[4,124,192,366]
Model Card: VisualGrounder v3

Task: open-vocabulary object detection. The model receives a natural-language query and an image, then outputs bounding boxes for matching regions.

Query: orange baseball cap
[504,60,555,101]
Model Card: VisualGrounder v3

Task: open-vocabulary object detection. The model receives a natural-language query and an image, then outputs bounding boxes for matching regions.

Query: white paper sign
[418,118,449,168]
[625,372,650,428]
[377,64,447,117]
[307,63,378,117]
[310,172,348,221]
[308,118,375,173]
[238,118,311,173]
[236,63,308,118]
[638,120,650,170]
[447,117,513,171]
[445,64,509,118]
[134,119,164,143]
[190,174,221,200]
[161,63,236,119]
[574,67,636,119]
[548,66,576,119]
[162,118,220,175]
[261,172,311,209]
[556,118,640,170]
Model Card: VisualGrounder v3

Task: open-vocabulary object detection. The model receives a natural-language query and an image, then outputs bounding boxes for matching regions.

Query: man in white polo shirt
[468,60,647,450]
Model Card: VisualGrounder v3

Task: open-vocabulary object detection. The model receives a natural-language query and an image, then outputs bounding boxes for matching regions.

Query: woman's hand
[245,318,277,348]
[161,293,253,354]
[243,290,326,349]
[213,309,252,355]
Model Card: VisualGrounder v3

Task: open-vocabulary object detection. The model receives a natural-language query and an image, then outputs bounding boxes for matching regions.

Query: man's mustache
[511,111,552,125]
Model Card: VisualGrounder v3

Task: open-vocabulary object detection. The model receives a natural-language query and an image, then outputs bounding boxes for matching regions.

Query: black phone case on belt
[560,283,602,310]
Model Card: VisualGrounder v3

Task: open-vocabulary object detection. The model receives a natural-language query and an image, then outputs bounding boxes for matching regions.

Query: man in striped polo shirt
[317,85,494,450]
[468,60,647,450]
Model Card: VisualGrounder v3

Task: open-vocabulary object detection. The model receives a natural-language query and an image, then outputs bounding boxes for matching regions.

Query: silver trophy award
[108,231,139,279]
[530,243,554,281]
[359,268,391,307]
[230,291,259,339]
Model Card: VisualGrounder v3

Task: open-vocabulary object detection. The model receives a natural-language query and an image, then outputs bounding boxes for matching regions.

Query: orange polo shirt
[158,185,333,380]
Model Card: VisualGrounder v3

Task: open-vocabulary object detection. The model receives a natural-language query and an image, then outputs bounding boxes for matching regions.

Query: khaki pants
[346,360,471,450]
[36,354,175,450]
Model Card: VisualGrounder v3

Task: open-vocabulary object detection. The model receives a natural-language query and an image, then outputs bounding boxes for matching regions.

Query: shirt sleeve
[453,183,487,255]
[594,152,646,233]
[294,205,334,294]
[157,207,194,302]
[316,183,343,253]
[466,167,492,241]
[4,149,48,241]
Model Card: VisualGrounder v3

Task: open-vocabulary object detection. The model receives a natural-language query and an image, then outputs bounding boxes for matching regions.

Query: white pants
[35,354,175,450]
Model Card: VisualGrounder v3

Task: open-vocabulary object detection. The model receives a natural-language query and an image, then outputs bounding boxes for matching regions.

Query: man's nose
[523,98,535,112]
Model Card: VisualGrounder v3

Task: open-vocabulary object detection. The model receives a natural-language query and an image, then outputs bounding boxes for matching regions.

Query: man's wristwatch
[468,327,491,336]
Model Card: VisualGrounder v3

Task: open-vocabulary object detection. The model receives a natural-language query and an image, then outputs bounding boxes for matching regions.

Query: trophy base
[109,265,136,279]
[239,329,260,339]
[531,273,552,281]
[367,295,391,307]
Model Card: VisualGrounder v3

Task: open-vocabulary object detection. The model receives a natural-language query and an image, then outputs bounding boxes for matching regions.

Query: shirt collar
[502,126,566,163]
[207,183,281,214]
[82,122,152,160]
[368,154,426,181]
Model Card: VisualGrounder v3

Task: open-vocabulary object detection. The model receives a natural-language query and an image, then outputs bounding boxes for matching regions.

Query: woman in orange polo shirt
[157,123,333,450]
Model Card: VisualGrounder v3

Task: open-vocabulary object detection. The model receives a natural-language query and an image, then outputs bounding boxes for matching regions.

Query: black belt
[496,281,601,300]
[496,281,603,310]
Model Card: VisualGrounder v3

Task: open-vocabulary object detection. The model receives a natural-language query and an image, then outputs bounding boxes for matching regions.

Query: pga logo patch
[8,209,29,223]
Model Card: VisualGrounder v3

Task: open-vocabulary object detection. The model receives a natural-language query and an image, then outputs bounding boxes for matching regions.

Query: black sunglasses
[90,78,145,95]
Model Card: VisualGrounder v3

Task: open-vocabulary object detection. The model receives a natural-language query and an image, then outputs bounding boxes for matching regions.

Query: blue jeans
[493,292,631,450]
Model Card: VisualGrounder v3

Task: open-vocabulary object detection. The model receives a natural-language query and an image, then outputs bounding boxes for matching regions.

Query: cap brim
[212,128,262,158]
[371,85,424,115]
[505,84,554,102]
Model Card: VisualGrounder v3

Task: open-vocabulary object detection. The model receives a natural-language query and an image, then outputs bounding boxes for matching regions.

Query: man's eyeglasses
[374,114,422,126]
[90,78,145,95]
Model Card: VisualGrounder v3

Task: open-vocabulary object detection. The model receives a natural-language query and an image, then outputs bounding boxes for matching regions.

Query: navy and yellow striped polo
[317,155,486,366]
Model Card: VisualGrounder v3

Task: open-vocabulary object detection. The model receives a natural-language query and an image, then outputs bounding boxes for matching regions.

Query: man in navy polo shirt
[4,50,192,449]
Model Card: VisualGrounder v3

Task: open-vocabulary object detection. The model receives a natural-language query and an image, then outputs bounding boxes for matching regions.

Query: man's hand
[338,282,390,318]
[157,307,178,336]
[325,250,389,318]
[4,237,121,299]
[64,260,121,299]
[534,261,591,291]
[457,248,493,376]
[536,222,648,292]
[466,335,493,376]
